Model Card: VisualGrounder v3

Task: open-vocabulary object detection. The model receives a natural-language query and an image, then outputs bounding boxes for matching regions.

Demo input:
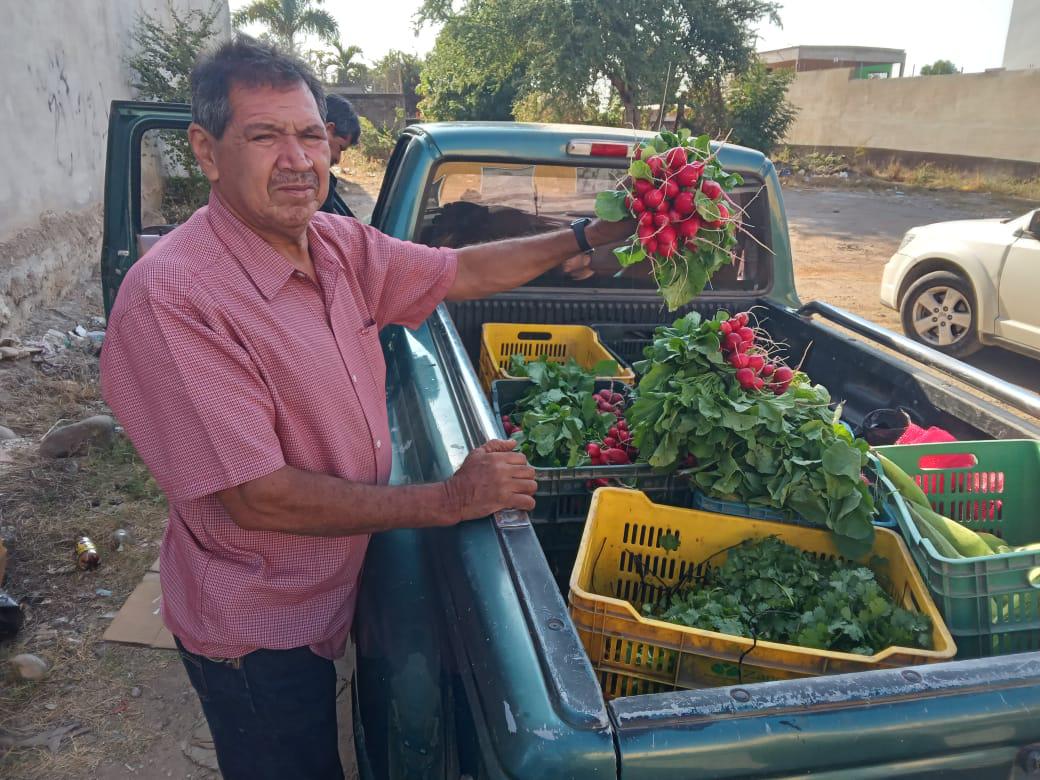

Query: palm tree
[232,0,339,53]
[327,42,367,85]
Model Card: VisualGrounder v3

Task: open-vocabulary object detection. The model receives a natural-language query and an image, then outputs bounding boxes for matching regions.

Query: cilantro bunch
[643,536,933,655]
[626,311,878,556]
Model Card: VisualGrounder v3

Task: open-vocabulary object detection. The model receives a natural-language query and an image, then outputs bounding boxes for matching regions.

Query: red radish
[673,191,695,216]
[638,211,654,227]
[655,197,672,214]
[664,179,680,199]
[747,354,765,372]
[642,238,658,255]
[729,353,750,369]
[610,392,624,404]
[647,156,665,177]
[700,179,723,199]
[753,376,765,390]
[677,215,701,240]
[675,161,705,187]
[653,213,670,228]
[659,239,679,257]
[668,209,683,224]
[740,339,754,353]
[631,198,646,214]
[643,189,664,209]
[603,436,617,449]
[724,332,743,351]
[737,326,755,342]
[586,443,602,459]
[665,146,687,170]
[735,312,749,327]
[638,224,655,241]
[773,366,794,384]
[719,320,732,336]
[633,178,653,196]
[735,367,756,388]
[604,448,630,465]
[761,363,775,377]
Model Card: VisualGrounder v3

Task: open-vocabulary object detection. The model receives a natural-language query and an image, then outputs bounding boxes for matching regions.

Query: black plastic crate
[590,323,661,367]
[492,379,693,524]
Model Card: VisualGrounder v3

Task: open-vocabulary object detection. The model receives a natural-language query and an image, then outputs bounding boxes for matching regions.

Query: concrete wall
[327,89,405,129]
[783,67,1040,168]
[0,0,230,336]
[1003,0,1040,71]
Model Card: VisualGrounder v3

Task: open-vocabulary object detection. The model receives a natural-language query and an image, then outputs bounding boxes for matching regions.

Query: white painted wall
[0,0,229,334]
[1003,0,1040,71]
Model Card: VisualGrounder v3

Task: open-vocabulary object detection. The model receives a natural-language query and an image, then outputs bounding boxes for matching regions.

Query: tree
[723,63,796,153]
[417,0,528,121]
[126,3,224,221]
[320,41,367,85]
[920,59,958,76]
[417,0,779,128]
[232,0,338,53]
[371,50,424,116]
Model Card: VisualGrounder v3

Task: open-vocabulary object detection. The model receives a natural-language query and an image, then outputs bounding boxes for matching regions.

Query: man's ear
[188,122,220,184]
[325,121,337,139]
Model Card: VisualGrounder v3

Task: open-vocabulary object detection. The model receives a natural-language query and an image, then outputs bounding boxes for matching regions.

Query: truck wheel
[900,270,982,358]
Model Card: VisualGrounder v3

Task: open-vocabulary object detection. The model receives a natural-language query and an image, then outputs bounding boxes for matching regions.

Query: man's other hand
[444,439,537,521]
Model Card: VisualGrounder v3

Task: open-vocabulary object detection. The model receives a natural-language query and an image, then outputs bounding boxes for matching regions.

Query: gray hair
[190,36,327,139]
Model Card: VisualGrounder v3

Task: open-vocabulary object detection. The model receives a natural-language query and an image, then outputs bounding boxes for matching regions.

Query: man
[319,93,360,216]
[100,38,630,780]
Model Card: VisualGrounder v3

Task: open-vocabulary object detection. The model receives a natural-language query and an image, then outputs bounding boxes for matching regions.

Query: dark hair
[326,94,361,144]
[190,36,327,138]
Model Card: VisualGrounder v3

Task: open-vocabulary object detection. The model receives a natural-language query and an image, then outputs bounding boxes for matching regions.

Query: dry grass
[776,146,1040,202]
[0,348,171,777]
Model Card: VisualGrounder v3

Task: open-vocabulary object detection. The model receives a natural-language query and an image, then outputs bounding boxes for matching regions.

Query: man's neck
[215,193,313,271]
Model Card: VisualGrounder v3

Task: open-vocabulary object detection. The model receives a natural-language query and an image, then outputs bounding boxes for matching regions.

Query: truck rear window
[415,161,770,293]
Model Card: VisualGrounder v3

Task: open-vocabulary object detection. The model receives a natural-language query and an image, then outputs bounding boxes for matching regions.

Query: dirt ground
[0,171,1037,779]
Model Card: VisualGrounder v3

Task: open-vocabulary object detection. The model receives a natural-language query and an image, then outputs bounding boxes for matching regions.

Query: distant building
[1003,0,1039,70]
[759,45,906,79]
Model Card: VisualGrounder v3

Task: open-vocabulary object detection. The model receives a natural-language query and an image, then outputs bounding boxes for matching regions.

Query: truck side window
[415,161,770,292]
[139,129,210,238]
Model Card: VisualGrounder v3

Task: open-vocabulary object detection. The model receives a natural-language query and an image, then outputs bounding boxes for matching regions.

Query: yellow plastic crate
[478,323,635,393]
[569,488,956,698]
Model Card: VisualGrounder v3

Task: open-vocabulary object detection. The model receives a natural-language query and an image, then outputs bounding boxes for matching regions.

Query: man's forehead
[228,81,323,128]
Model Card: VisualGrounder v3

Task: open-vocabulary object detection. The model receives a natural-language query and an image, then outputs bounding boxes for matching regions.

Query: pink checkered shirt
[100,194,457,659]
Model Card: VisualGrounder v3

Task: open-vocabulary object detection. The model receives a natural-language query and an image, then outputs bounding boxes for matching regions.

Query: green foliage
[309,41,367,85]
[642,536,933,655]
[626,311,879,555]
[371,50,424,116]
[505,357,620,467]
[232,0,339,52]
[920,59,958,76]
[356,116,397,161]
[126,4,223,223]
[416,0,778,127]
[417,0,527,121]
[724,64,797,153]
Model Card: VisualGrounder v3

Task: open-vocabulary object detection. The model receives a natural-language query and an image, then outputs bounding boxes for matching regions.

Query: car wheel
[900,270,982,358]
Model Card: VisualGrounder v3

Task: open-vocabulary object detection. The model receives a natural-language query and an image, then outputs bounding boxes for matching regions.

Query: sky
[230,0,1016,76]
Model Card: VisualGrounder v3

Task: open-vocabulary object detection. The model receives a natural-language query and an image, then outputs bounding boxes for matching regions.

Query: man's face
[326,125,355,165]
[189,80,330,240]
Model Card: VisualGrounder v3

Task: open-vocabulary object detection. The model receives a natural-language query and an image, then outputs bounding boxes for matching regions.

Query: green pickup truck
[102,101,1040,779]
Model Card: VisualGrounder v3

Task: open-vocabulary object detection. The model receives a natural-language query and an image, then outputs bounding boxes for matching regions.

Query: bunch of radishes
[719,311,794,395]
[501,415,520,436]
[585,389,638,486]
[627,145,733,259]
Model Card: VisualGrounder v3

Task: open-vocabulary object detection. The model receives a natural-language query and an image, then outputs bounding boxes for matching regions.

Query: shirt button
[352,374,359,383]
[375,439,382,449]
[292,271,306,279]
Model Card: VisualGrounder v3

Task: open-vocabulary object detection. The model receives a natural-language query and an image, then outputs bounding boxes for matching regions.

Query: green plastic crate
[876,440,1040,658]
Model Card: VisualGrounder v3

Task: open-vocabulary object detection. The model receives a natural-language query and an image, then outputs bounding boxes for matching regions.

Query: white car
[881,208,1040,359]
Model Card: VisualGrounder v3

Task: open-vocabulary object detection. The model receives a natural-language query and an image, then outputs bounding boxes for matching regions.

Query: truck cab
[103,101,1040,779]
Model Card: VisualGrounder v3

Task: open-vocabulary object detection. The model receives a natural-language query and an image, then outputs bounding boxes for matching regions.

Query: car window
[414,160,771,293]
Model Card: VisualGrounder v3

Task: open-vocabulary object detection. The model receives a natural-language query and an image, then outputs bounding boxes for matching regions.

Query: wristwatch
[569,217,594,254]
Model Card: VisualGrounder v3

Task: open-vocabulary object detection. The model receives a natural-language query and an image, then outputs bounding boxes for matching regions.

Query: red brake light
[567,140,634,158]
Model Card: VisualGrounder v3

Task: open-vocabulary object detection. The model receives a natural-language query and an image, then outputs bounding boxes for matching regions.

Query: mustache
[270,172,319,189]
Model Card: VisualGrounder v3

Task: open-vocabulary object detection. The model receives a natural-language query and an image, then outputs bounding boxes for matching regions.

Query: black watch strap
[570,217,594,254]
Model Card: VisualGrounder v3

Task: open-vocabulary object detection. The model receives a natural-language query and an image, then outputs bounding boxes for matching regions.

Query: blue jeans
[176,637,343,780]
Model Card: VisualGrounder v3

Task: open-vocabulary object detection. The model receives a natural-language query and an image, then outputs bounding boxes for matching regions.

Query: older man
[100,38,629,779]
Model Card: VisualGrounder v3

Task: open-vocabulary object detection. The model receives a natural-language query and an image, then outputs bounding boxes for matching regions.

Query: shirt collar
[206,192,329,301]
